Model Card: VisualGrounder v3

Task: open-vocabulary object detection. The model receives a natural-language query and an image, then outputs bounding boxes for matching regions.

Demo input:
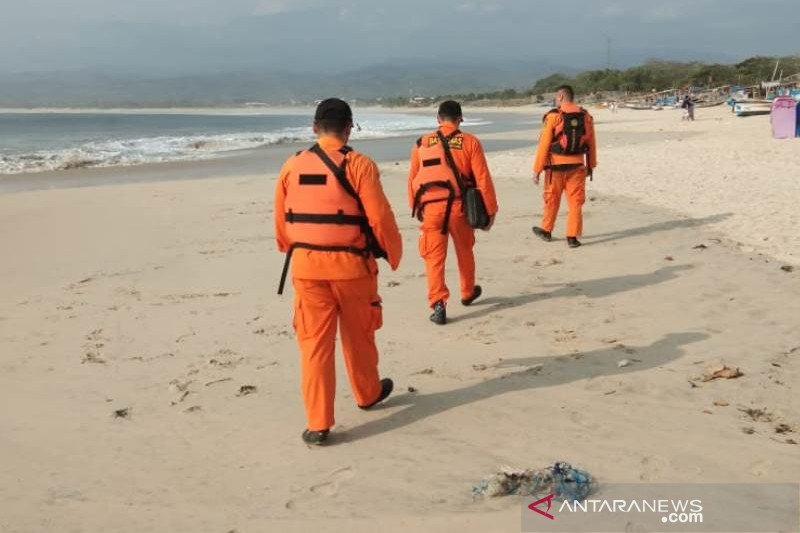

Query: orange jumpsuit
[408,124,498,307]
[532,103,597,237]
[274,136,402,432]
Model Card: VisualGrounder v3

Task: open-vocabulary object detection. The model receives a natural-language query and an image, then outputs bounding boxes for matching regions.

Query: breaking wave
[0,116,491,175]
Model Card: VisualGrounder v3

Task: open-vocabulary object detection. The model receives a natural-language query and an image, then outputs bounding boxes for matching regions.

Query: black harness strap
[278,242,369,295]
[412,180,455,235]
[285,209,366,226]
[309,144,359,202]
[436,130,468,196]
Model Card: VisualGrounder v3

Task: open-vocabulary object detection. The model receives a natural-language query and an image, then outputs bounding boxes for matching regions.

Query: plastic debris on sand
[472,462,595,502]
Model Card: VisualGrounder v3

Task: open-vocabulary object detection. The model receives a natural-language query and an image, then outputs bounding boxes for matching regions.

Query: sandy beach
[1,105,798,532]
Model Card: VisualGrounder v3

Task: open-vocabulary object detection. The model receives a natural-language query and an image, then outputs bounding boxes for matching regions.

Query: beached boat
[734,101,772,117]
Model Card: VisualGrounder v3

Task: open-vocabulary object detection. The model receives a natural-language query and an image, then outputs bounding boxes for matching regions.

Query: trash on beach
[701,365,743,381]
[472,364,488,371]
[664,256,675,261]
[692,244,708,250]
[387,280,401,287]
[236,385,257,396]
[113,408,130,419]
[205,377,233,387]
[472,462,595,502]
[412,368,434,375]
[407,386,418,393]
[775,423,793,434]
[742,427,755,435]
[713,400,730,407]
[739,407,773,423]
[617,359,633,368]
[780,265,794,273]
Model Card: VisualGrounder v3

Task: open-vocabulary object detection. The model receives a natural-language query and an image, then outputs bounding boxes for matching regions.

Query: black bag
[436,131,491,230]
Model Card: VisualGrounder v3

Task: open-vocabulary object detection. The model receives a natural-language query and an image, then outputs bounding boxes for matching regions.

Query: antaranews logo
[521,483,799,533]
[556,497,704,523]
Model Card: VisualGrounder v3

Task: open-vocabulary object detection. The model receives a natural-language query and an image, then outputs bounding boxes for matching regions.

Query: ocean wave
[0,116,491,175]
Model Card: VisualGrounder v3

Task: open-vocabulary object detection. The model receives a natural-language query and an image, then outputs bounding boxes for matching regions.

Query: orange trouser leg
[292,279,338,431]
[419,204,450,307]
[564,168,587,237]
[331,277,383,408]
[448,210,476,301]
[540,171,566,233]
[292,276,384,431]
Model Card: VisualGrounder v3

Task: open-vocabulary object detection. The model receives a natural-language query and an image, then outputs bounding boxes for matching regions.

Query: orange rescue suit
[275,136,402,431]
[532,103,597,237]
[408,124,498,307]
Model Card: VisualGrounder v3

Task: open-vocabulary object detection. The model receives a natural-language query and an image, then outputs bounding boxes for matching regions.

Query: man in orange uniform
[274,98,403,445]
[532,85,597,248]
[408,100,499,325]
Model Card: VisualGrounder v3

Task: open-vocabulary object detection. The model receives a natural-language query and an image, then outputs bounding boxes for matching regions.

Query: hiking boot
[302,429,330,445]
[430,300,447,325]
[532,226,552,242]
[567,237,582,248]
[358,378,394,410]
[461,285,482,306]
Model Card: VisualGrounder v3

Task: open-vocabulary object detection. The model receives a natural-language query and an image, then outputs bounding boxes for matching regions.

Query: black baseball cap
[438,100,463,119]
[314,98,353,122]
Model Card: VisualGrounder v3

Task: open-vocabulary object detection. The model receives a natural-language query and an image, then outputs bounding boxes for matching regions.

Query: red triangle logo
[528,493,556,520]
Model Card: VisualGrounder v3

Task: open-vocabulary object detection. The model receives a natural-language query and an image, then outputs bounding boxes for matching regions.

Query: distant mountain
[0,60,576,107]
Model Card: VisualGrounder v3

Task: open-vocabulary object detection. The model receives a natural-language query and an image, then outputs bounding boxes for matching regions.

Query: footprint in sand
[285,467,355,509]
[639,455,672,481]
[308,467,355,497]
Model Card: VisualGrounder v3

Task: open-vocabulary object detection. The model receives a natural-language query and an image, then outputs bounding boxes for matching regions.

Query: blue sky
[3,0,798,73]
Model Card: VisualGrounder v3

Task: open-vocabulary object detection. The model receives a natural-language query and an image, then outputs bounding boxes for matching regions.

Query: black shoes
[430,300,447,325]
[532,226,552,242]
[534,226,582,248]
[461,285,482,306]
[303,378,394,445]
[302,429,330,445]
[358,378,394,410]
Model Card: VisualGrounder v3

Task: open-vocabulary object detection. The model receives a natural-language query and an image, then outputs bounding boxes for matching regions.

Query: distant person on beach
[274,98,403,445]
[407,100,499,325]
[532,85,597,248]
[681,95,695,121]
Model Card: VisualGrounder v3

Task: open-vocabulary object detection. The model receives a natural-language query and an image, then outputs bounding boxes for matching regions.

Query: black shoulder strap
[435,130,467,195]
[308,143,362,208]
[544,108,560,123]
[308,143,387,260]
[415,137,423,147]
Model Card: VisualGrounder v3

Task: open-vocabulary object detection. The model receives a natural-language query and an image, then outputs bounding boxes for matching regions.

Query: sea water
[0,110,488,174]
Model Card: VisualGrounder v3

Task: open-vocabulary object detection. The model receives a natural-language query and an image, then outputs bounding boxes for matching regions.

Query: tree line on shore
[377,55,800,106]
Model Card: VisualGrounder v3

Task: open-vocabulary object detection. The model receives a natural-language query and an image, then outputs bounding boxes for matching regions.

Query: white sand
[1,106,798,532]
